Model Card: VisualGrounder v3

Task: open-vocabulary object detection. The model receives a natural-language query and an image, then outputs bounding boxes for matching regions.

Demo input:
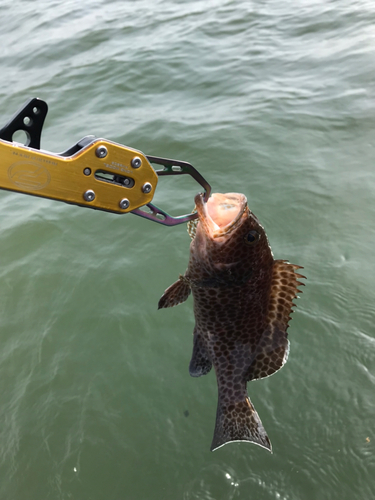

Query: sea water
[0,0,374,498]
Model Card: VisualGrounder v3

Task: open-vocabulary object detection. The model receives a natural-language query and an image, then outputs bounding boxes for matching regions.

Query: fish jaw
[188,192,273,287]
[194,192,248,240]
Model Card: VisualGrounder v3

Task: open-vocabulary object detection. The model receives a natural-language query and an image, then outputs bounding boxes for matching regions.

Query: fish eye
[244,230,260,245]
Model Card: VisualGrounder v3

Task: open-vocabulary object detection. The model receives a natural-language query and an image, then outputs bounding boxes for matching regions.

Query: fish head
[188,193,273,283]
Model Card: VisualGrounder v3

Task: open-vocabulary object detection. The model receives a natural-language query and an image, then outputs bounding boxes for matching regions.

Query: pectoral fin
[158,275,191,309]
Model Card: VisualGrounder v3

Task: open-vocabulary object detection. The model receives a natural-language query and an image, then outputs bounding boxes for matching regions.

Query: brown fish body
[159,193,304,451]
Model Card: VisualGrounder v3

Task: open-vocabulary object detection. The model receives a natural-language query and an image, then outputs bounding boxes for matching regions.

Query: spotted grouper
[158,192,304,451]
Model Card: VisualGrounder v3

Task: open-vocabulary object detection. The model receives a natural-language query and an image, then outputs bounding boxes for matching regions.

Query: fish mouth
[194,192,248,239]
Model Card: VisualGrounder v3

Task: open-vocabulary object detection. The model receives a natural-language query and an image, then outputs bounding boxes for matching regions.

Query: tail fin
[211,396,272,452]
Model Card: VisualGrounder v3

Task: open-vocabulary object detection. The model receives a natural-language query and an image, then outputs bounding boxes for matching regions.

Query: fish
[158,192,304,451]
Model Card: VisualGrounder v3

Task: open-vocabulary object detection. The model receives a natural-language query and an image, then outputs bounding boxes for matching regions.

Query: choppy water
[0,0,374,498]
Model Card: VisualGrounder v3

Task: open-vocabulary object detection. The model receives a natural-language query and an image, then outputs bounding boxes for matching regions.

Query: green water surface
[0,0,374,498]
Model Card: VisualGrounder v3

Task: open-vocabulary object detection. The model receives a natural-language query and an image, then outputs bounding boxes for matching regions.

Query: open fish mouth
[191,192,248,239]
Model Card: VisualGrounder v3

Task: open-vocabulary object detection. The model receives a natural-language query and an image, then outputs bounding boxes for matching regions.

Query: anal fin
[189,333,212,377]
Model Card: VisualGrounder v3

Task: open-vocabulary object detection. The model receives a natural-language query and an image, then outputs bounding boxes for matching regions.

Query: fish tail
[211,396,272,452]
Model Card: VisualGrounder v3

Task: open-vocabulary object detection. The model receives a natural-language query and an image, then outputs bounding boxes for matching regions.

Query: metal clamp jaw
[0,98,211,226]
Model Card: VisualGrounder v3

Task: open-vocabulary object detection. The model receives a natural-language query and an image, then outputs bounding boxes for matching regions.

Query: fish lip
[194,193,248,239]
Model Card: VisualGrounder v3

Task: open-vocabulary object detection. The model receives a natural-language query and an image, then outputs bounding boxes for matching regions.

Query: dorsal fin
[247,260,305,381]
[268,260,305,320]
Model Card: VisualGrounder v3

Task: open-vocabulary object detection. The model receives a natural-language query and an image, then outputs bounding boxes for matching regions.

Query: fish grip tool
[0,98,211,226]
[133,155,211,225]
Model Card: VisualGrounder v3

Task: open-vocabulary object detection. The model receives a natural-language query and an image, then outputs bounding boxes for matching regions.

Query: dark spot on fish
[184,410,189,417]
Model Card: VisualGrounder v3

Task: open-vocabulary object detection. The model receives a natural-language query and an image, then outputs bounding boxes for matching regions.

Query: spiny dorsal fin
[158,275,191,309]
[247,260,305,381]
[268,260,305,327]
